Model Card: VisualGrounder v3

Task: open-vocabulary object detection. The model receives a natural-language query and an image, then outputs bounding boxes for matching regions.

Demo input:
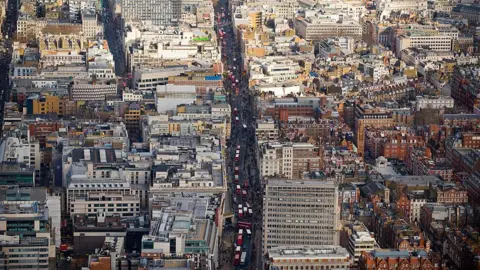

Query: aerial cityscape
[0,0,480,269]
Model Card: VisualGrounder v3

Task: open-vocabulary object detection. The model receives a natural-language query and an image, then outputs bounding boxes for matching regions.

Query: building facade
[263,179,340,252]
[259,142,323,179]
[122,0,181,26]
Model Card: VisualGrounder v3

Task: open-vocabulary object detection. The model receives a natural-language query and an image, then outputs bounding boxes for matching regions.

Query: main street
[0,0,19,137]
[214,0,264,269]
[101,0,126,76]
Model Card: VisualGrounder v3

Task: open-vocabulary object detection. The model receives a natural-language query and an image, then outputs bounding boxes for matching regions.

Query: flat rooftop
[268,246,350,259]
[266,179,336,188]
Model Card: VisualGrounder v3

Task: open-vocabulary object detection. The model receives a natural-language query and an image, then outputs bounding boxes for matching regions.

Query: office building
[256,120,279,142]
[0,188,58,269]
[66,169,132,215]
[70,79,117,101]
[156,84,197,113]
[69,191,140,218]
[395,26,458,56]
[266,246,351,270]
[0,162,35,187]
[0,137,41,177]
[122,0,181,26]
[141,195,220,268]
[25,94,67,116]
[263,179,340,252]
[340,222,377,267]
[295,17,362,41]
[377,0,428,21]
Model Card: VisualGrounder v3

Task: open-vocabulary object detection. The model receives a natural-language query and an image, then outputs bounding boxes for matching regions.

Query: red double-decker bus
[237,221,252,229]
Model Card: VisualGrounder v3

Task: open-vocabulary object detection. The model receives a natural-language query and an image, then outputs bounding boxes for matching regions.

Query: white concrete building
[70,80,117,101]
[82,13,103,39]
[66,168,133,215]
[395,26,458,55]
[0,137,40,176]
[70,191,140,218]
[266,246,351,270]
[295,16,362,41]
[156,84,197,113]
[249,59,301,85]
[263,179,340,251]
[415,96,454,111]
[133,67,187,92]
[409,194,427,223]
[344,222,376,266]
[256,120,279,142]
[123,89,144,102]
[210,104,231,119]
[0,188,58,269]
[377,0,428,21]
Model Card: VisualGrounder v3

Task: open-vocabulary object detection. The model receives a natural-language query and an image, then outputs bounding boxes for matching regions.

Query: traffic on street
[214,0,264,269]
[0,0,18,137]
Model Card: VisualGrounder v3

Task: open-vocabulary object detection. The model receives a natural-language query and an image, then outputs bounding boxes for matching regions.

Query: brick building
[433,183,468,204]
[445,134,480,175]
[359,250,446,270]
[465,171,480,207]
[264,98,320,121]
[450,66,480,112]
[406,147,453,181]
[29,122,63,149]
[355,103,393,157]
[365,129,425,160]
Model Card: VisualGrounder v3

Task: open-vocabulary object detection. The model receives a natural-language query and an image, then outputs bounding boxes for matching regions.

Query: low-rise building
[295,16,362,41]
[359,250,445,270]
[259,142,322,179]
[0,188,59,269]
[340,222,377,267]
[70,79,117,101]
[415,96,454,111]
[266,246,351,270]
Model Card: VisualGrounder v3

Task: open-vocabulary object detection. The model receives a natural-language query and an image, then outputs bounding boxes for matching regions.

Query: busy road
[214,0,264,269]
[0,0,18,137]
[102,0,126,76]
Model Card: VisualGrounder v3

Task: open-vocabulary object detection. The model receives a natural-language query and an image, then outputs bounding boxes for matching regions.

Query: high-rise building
[122,0,181,26]
[263,179,340,252]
